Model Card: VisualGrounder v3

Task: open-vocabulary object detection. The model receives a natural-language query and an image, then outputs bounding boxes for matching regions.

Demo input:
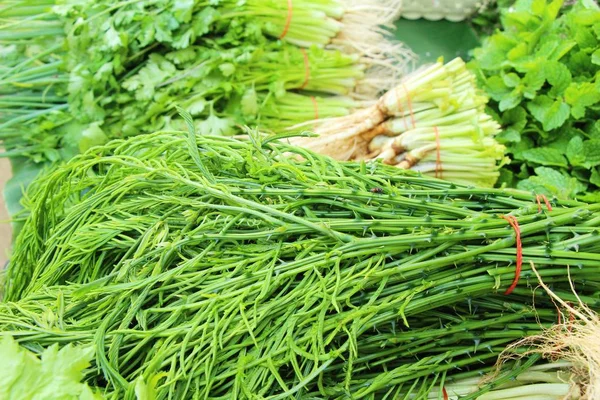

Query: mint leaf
[499,89,522,111]
[484,76,511,102]
[566,136,586,167]
[544,61,572,94]
[526,96,570,131]
[502,72,521,87]
[584,139,600,167]
[522,65,545,98]
[591,167,600,186]
[517,167,587,199]
[497,129,521,144]
[565,82,600,119]
[522,147,568,167]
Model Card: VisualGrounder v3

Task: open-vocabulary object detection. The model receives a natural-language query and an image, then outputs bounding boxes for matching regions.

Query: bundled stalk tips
[290,58,507,187]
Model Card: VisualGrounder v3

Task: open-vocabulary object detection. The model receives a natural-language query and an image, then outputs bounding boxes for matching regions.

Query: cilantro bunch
[1,0,407,163]
[471,0,600,201]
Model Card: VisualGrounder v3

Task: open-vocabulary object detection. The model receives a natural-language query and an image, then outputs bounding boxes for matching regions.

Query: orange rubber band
[403,84,416,129]
[442,387,449,400]
[279,0,293,40]
[300,48,310,90]
[310,96,319,120]
[535,194,553,213]
[501,215,522,295]
[434,126,442,179]
[394,86,409,131]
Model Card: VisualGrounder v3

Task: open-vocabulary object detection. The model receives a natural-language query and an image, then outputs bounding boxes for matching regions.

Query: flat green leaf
[219,63,235,77]
[566,136,586,166]
[499,89,522,111]
[0,336,102,400]
[591,167,600,186]
[496,128,521,144]
[544,61,572,94]
[565,82,600,119]
[484,76,511,102]
[197,115,235,136]
[501,106,528,132]
[522,65,545,98]
[517,166,586,199]
[502,72,521,87]
[79,122,109,153]
[241,88,258,116]
[592,49,600,65]
[526,95,570,131]
[521,147,568,167]
[584,139,600,167]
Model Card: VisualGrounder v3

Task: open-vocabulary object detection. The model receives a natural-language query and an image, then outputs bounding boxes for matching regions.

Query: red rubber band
[434,126,442,179]
[300,48,310,90]
[501,215,522,296]
[442,387,449,400]
[310,96,319,120]
[403,84,416,129]
[279,0,293,40]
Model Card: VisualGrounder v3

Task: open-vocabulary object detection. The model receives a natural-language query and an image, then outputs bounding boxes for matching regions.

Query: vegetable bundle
[289,57,506,187]
[0,0,411,162]
[470,0,600,201]
[2,129,599,398]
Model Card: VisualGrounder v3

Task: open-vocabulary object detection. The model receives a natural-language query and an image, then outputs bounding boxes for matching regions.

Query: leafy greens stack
[0,0,411,163]
[470,0,600,201]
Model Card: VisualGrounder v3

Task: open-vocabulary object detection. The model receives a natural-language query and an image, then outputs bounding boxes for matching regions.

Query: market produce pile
[0,0,411,162]
[2,1,600,399]
[2,129,600,398]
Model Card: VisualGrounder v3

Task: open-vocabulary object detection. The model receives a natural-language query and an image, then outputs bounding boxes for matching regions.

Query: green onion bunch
[0,0,410,163]
[2,129,599,398]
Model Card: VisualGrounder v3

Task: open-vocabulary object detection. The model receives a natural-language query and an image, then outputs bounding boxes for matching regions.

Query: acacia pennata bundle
[2,130,600,399]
